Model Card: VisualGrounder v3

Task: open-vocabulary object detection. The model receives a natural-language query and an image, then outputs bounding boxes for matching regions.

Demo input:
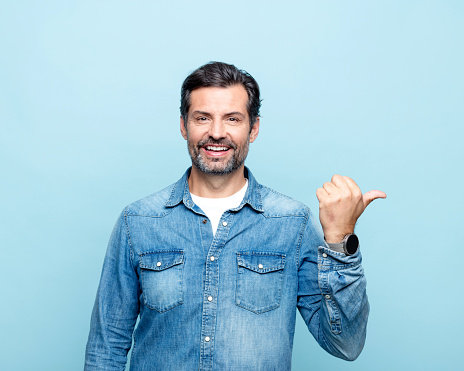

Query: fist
[316,175,386,243]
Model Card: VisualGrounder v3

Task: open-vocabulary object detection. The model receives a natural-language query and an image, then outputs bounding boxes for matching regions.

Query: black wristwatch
[327,233,359,255]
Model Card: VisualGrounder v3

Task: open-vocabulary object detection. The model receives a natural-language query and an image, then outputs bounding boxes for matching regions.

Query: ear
[249,117,260,143]
[180,116,188,140]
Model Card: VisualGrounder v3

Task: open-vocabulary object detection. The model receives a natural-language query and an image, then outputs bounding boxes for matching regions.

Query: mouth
[201,144,232,157]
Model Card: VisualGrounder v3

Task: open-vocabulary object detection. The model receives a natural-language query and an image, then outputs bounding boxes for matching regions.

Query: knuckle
[342,191,351,199]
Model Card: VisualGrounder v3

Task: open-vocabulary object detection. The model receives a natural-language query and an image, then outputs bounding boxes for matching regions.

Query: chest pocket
[139,251,184,312]
[235,252,286,314]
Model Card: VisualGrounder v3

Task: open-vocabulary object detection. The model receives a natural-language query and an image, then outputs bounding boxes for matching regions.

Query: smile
[204,146,230,152]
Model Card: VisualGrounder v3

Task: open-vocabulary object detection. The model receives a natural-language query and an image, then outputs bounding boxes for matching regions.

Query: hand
[316,175,386,243]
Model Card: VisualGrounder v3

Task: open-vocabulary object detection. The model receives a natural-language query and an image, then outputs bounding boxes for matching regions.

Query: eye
[228,117,240,122]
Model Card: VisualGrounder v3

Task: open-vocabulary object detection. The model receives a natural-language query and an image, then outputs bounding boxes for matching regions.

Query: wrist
[324,233,352,244]
[325,233,359,255]
[323,228,355,244]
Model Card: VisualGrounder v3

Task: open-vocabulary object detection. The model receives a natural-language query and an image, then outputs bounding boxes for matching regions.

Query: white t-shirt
[190,180,248,235]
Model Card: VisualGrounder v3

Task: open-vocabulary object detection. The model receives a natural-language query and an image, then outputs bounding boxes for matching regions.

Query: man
[85,62,386,370]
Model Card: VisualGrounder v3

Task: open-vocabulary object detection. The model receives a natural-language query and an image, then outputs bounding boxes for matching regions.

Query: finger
[331,174,348,189]
[343,176,363,199]
[323,181,337,195]
[363,190,387,208]
[316,187,329,202]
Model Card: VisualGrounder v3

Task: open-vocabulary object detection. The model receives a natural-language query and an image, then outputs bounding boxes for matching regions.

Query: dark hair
[180,62,261,130]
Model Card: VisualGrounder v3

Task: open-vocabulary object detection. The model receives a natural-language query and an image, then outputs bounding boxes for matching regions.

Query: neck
[188,165,247,198]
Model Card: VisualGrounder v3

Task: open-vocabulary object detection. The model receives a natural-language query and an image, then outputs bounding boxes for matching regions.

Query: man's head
[180,62,261,176]
[180,62,261,130]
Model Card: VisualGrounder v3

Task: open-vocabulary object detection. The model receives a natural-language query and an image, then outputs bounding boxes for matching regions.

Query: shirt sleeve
[85,209,140,370]
[297,209,369,361]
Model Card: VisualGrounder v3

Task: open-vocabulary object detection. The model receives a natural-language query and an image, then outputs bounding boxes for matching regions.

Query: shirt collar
[165,167,264,213]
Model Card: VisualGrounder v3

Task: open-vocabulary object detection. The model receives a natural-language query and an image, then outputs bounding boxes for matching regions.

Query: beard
[187,136,250,176]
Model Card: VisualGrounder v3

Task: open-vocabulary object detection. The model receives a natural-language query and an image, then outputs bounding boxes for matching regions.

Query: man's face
[180,85,259,176]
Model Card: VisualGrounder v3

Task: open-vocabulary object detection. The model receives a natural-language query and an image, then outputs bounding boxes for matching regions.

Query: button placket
[199,212,232,370]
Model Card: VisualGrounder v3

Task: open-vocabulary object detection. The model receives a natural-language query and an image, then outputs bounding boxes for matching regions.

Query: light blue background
[1,1,463,370]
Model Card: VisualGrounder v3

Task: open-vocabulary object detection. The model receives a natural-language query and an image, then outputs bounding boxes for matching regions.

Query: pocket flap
[237,252,285,273]
[140,251,184,271]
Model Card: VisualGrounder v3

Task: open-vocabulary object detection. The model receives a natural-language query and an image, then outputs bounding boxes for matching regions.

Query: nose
[208,119,226,140]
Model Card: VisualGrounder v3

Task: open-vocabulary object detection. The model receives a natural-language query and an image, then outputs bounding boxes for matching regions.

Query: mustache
[197,137,237,150]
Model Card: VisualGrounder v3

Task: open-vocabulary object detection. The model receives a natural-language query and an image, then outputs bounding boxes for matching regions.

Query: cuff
[318,245,362,271]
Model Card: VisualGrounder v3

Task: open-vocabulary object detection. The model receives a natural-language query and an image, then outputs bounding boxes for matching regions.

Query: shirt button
[325,295,331,299]
[156,262,162,267]
[202,219,207,224]
[207,296,213,302]
[222,221,228,226]
[210,256,215,261]
[205,336,210,342]
[322,253,328,258]
[258,264,263,269]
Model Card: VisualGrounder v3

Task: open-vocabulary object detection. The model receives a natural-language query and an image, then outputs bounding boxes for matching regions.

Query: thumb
[363,190,387,208]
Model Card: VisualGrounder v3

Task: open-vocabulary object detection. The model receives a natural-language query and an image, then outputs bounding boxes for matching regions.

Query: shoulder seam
[123,207,135,269]
[295,208,310,270]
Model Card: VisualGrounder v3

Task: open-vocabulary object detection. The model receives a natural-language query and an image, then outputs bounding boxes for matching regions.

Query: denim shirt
[85,168,369,370]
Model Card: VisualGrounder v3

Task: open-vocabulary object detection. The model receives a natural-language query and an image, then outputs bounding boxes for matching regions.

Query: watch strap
[325,233,359,255]
[326,242,345,253]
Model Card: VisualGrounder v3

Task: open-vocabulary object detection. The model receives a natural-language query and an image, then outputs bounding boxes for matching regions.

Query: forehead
[189,85,248,115]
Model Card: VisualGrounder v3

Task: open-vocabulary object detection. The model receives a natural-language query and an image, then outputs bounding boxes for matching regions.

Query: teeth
[206,146,229,151]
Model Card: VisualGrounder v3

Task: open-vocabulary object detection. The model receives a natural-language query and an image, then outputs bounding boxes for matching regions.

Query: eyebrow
[191,111,246,117]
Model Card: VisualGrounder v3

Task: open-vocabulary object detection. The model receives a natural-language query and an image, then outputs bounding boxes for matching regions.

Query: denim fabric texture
[85,168,369,370]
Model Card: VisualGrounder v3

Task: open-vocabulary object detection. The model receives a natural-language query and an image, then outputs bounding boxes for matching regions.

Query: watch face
[346,234,359,255]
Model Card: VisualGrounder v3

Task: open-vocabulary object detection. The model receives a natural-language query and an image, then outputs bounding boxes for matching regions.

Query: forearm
[84,291,138,370]
[84,210,140,370]
[314,245,369,361]
[297,221,369,361]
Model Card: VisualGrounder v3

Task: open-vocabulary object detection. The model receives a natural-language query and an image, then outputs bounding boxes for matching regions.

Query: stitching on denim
[295,211,309,270]
[139,251,184,270]
[235,253,284,314]
[139,252,184,312]
[255,184,263,210]
[139,250,184,256]
[198,216,206,257]
[262,214,307,219]
[125,207,175,218]
[124,208,135,268]
[318,259,342,335]
[326,272,342,334]
[235,301,281,315]
[318,261,361,272]
[237,251,286,256]
[166,182,178,205]
[236,252,286,273]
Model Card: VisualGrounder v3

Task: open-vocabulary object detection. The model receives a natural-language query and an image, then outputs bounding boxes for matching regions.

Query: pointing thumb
[363,190,387,208]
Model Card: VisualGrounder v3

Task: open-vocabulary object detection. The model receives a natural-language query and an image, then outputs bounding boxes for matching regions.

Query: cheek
[187,126,209,141]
